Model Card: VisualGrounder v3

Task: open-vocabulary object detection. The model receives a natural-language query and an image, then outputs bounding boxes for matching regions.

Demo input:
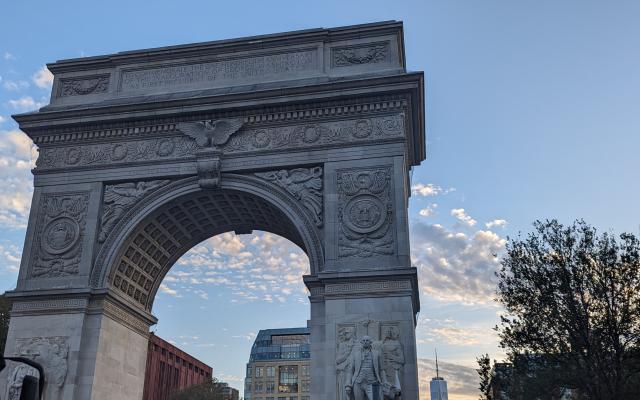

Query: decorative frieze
[119,49,317,91]
[11,298,88,314]
[36,136,198,170]
[332,42,389,67]
[99,180,170,243]
[35,114,405,171]
[325,280,411,295]
[59,74,109,97]
[223,114,404,153]
[255,167,323,227]
[30,192,89,278]
[337,166,394,258]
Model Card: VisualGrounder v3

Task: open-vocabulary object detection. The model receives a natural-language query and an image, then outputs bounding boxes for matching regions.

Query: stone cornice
[47,21,404,74]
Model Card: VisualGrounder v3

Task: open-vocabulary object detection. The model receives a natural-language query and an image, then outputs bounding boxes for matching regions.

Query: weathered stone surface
[6,21,425,400]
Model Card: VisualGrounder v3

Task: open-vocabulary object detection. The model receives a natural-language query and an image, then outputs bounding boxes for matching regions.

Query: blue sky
[1,1,639,399]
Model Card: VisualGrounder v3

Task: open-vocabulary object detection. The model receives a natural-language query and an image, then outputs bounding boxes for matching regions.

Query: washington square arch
[3,21,425,399]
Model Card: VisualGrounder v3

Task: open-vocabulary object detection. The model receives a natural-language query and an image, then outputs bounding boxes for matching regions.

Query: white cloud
[0,130,36,229]
[3,52,15,60]
[164,231,310,305]
[159,283,181,297]
[0,242,22,275]
[0,116,5,125]
[419,203,437,217]
[486,219,507,229]
[2,80,29,91]
[411,222,506,304]
[32,66,54,89]
[451,208,477,227]
[7,96,45,111]
[411,183,454,197]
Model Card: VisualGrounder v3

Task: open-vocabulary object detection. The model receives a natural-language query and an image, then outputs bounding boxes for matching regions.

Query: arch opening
[105,180,318,311]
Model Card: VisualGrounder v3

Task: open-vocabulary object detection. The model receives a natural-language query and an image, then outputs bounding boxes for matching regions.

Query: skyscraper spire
[430,349,448,400]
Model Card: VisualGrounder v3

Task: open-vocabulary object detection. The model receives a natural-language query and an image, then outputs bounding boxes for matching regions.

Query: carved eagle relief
[177,118,244,148]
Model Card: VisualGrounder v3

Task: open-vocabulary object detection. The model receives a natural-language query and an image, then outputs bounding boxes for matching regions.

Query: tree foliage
[496,220,640,399]
[0,293,11,356]
[476,353,493,400]
[169,378,227,400]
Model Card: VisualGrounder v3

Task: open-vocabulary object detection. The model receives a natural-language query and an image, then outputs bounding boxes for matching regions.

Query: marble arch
[3,21,425,400]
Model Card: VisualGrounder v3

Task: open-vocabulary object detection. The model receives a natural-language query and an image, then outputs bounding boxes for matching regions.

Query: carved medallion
[42,217,80,255]
[111,143,128,161]
[343,195,386,234]
[354,119,372,138]
[156,138,175,157]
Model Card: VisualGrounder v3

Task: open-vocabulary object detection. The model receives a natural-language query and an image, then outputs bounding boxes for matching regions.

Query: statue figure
[380,326,404,399]
[345,336,383,400]
[6,364,38,400]
[336,326,356,400]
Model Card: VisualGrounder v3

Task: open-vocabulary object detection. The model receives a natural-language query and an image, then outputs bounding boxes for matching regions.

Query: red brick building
[143,333,213,400]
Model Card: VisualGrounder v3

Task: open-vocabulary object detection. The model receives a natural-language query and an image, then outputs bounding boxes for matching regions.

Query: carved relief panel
[14,336,69,399]
[30,192,89,278]
[255,166,323,227]
[337,166,394,259]
[336,320,404,400]
[98,180,170,243]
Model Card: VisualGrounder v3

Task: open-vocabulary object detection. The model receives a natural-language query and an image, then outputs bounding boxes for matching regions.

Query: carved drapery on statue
[337,167,394,258]
[336,320,404,399]
[13,336,69,400]
[255,167,323,227]
[30,193,89,278]
[98,180,170,243]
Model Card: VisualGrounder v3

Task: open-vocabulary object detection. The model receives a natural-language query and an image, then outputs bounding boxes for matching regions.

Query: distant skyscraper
[430,350,448,400]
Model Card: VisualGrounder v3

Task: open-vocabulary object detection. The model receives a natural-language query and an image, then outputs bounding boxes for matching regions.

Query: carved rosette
[15,336,69,390]
[337,167,394,258]
[255,167,323,227]
[31,193,89,278]
[98,180,170,243]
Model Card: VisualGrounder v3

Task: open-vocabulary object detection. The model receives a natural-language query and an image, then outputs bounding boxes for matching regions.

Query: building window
[278,365,298,393]
[266,381,275,393]
[247,365,252,377]
[266,366,275,378]
[301,380,310,392]
[301,364,310,377]
[256,381,264,392]
[256,366,263,378]
[245,377,252,393]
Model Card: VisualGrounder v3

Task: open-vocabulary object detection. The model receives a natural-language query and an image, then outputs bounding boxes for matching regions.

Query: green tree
[476,353,493,400]
[169,378,226,400]
[0,293,11,356]
[496,220,640,399]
